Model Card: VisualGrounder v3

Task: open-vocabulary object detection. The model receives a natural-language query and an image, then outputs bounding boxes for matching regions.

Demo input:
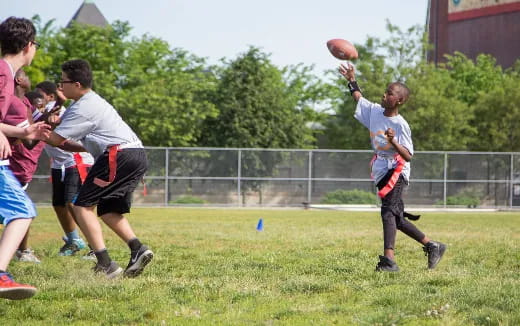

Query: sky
[3,0,429,77]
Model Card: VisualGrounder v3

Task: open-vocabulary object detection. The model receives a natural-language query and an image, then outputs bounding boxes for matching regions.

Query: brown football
[326,39,358,60]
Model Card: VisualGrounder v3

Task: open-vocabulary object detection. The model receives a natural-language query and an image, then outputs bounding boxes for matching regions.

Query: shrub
[320,189,376,205]
[443,195,480,208]
[171,195,207,204]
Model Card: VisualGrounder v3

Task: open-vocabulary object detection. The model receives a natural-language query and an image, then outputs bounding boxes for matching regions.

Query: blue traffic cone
[256,218,263,231]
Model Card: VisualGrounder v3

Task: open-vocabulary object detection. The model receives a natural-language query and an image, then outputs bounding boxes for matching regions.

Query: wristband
[347,80,361,95]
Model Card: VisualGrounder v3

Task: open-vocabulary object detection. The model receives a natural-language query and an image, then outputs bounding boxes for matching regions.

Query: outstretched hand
[338,62,356,81]
[0,130,12,159]
[24,121,51,141]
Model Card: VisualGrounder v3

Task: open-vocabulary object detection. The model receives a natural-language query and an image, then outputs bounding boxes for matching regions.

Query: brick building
[427,0,520,68]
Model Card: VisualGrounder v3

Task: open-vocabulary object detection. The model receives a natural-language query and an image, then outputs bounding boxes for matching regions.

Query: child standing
[338,63,446,271]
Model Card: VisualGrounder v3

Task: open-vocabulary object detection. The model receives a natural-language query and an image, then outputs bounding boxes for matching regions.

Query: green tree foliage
[471,72,520,151]
[27,17,217,146]
[199,47,316,149]
[404,62,474,150]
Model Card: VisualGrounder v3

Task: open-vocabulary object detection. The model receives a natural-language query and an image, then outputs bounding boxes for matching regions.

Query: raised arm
[338,63,362,102]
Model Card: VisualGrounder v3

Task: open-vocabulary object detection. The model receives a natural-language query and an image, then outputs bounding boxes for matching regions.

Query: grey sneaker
[375,255,399,272]
[124,245,154,278]
[82,249,97,261]
[15,249,41,264]
[423,241,447,269]
[93,261,123,279]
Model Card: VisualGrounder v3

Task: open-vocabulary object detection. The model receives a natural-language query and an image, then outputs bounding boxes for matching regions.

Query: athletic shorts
[0,166,37,225]
[52,166,88,206]
[73,148,147,217]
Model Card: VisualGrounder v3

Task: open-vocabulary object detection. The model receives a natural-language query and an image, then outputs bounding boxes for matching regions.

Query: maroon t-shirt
[4,96,45,184]
[0,59,15,121]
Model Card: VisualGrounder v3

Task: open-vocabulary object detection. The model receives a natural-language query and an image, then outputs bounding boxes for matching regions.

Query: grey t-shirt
[45,105,94,168]
[54,91,142,157]
[354,97,414,184]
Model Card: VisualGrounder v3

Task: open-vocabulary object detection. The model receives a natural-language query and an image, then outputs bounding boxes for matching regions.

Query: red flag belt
[371,154,405,198]
[93,145,121,188]
[72,153,90,184]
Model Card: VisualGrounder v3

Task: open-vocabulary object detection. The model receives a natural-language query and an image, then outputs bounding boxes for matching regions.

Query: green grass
[1,208,520,325]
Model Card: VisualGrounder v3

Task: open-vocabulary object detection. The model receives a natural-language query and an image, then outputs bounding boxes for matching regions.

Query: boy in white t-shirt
[338,63,446,272]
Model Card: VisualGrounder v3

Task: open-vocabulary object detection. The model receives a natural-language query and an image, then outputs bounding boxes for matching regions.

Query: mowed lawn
[1,208,519,325]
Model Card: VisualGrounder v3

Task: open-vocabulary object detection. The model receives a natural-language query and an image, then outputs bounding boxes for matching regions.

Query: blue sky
[4,0,428,76]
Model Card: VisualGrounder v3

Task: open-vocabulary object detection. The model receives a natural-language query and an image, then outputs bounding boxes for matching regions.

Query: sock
[128,238,142,252]
[66,229,80,243]
[94,249,112,267]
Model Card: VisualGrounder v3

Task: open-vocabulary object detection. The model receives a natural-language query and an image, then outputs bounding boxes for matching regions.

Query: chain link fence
[26,147,520,208]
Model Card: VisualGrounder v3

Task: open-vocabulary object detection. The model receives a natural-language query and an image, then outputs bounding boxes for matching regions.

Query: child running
[338,63,446,272]
[45,59,153,278]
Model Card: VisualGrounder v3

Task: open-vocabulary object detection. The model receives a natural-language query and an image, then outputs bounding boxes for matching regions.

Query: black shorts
[73,148,148,217]
[52,166,86,206]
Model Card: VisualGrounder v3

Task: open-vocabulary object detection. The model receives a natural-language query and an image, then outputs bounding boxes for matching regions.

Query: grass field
[1,208,519,325]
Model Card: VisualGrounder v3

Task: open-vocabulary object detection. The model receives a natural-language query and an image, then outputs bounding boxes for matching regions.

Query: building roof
[68,0,109,28]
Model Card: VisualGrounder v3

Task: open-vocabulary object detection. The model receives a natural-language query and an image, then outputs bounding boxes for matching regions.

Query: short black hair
[61,59,93,88]
[25,90,43,104]
[35,81,58,96]
[0,17,36,55]
[392,82,410,103]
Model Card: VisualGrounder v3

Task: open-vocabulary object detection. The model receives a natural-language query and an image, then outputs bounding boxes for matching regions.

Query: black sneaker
[375,255,400,272]
[423,241,447,269]
[93,261,123,279]
[124,245,154,278]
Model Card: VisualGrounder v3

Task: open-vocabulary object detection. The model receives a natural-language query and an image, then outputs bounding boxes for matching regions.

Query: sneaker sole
[429,244,447,269]
[0,287,37,300]
[124,250,154,278]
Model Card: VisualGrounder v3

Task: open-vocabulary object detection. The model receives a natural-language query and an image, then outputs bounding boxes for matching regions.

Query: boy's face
[35,88,53,105]
[23,40,39,66]
[381,84,403,110]
[32,98,45,111]
[58,72,81,100]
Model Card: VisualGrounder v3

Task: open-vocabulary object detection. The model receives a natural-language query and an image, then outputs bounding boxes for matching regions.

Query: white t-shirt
[354,97,414,184]
[54,91,142,157]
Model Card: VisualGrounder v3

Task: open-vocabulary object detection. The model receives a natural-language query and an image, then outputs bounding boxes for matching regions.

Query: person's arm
[45,131,87,152]
[0,130,11,159]
[0,121,51,140]
[22,106,40,150]
[338,63,362,102]
[385,128,412,162]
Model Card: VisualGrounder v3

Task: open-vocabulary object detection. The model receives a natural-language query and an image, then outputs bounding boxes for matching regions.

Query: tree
[471,72,520,151]
[199,47,315,149]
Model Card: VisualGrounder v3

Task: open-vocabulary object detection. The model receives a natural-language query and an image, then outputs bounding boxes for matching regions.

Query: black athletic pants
[377,171,425,250]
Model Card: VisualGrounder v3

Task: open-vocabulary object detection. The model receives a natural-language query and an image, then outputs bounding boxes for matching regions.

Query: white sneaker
[15,249,41,264]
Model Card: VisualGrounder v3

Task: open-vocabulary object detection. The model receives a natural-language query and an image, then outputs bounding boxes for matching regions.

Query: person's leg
[71,205,105,251]
[71,204,121,278]
[14,227,40,263]
[17,229,29,251]
[53,205,77,234]
[392,179,446,269]
[98,196,153,278]
[100,212,136,243]
[0,219,32,270]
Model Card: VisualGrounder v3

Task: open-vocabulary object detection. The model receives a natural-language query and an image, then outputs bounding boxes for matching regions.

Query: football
[326,39,358,60]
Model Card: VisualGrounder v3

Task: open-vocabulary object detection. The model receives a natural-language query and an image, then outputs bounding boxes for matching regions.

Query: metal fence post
[165,148,169,206]
[443,152,448,208]
[237,149,242,207]
[510,153,514,208]
[307,151,313,204]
